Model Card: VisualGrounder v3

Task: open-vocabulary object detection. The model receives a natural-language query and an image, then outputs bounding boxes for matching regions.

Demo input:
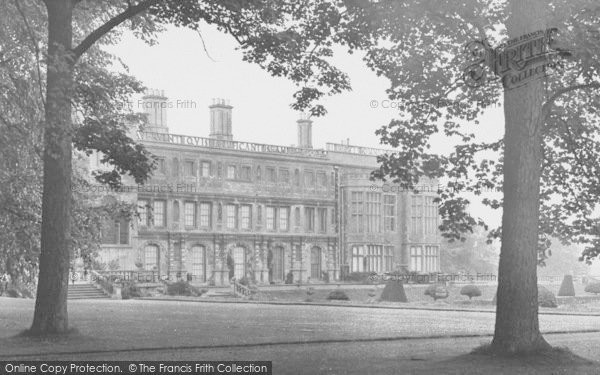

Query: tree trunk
[491,0,551,353]
[30,0,75,335]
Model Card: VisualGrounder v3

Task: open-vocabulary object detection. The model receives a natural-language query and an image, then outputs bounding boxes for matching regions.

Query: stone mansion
[93,91,441,285]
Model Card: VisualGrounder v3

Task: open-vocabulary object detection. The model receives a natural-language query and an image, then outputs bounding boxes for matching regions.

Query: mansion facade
[94,91,441,285]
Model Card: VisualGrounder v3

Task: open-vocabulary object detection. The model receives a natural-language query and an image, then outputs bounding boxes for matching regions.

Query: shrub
[424,284,449,301]
[558,275,576,297]
[285,271,294,284]
[379,281,407,302]
[238,276,250,286]
[166,280,204,297]
[538,285,557,308]
[121,282,142,299]
[327,289,350,301]
[584,282,600,295]
[460,285,482,300]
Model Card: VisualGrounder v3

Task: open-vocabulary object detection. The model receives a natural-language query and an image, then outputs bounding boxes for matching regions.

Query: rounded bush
[584,282,600,295]
[558,275,576,297]
[538,285,557,308]
[327,289,350,301]
[460,285,482,300]
[424,284,449,301]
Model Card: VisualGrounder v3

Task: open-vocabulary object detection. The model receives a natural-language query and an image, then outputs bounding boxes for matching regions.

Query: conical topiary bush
[557,275,575,297]
[379,280,408,302]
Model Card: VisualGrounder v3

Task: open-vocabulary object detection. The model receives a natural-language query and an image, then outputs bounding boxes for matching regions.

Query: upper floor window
[350,192,364,233]
[366,192,381,233]
[184,161,195,176]
[293,169,300,186]
[240,205,252,230]
[200,161,211,177]
[411,196,423,236]
[226,204,236,229]
[304,171,314,188]
[279,207,290,231]
[153,200,166,227]
[266,167,276,183]
[240,166,252,181]
[279,168,290,184]
[157,158,166,174]
[199,202,211,227]
[305,207,315,232]
[424,196,438,234]
[101,218,129,245]
[184,202,196,227]
[226,165,236,180]
[317,172,327,187]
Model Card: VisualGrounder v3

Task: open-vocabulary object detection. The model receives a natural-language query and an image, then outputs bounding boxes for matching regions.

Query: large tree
[0,1,154,297]
[370,0,600,353]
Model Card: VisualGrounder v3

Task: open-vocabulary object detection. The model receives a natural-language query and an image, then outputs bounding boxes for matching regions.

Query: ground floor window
[310,246,322,279]
[232,246,245,279]
[351,245,394,273]
[144,245,159,271]
[410,245,439,272]
[190,245,205,282]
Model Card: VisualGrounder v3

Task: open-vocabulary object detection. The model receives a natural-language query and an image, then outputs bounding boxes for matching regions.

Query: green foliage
[327,289,350,301]
[425,284,449,301]
[538,286,558,308]
[460,285,482,300]
[166,280,205,297]
[584,282,600,295]
[557,275,576,297]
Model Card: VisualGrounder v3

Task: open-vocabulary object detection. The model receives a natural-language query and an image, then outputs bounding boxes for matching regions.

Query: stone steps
[68,284,110,300]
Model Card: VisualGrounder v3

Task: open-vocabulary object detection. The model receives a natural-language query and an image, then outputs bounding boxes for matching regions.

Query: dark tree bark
[491,0,551,353]
[30,0,75,335]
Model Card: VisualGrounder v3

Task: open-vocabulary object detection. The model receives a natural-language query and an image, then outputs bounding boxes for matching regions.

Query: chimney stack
[297,113,313,149]
[209,98,233,140]
[141,89,169,133]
